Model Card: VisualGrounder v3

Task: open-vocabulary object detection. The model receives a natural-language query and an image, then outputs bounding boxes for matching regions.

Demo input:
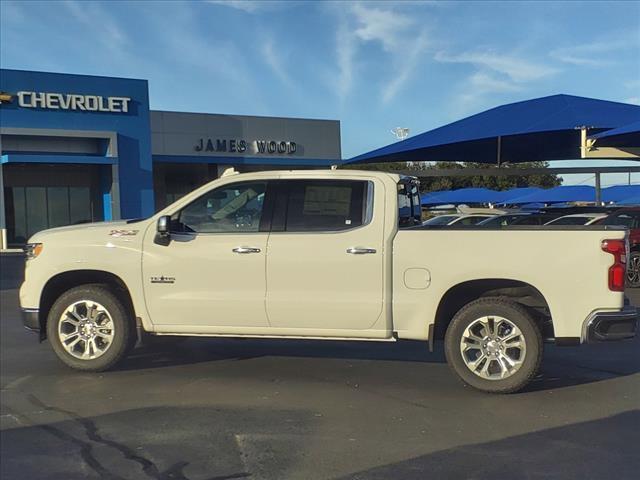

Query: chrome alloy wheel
[58,300,115,360]
[459,316,526,380]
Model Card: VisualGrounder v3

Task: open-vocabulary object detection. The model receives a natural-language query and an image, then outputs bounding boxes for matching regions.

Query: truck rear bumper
[583,307,638,342]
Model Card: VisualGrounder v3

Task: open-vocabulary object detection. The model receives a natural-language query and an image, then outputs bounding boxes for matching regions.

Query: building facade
[0,69,341,248]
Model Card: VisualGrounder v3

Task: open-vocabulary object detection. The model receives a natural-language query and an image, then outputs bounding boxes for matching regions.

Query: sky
[1,0,639,186]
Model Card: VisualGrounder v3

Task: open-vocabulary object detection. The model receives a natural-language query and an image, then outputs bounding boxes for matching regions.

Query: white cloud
[351,3,413,52]
[435,50,558,82]
[626,97,640,105]
[335,19,358,101]
[382,30,429,103]
[434,48,559,116]
[262,37,292,86]
[63,0,127,51]
[550,32,639,66]
[331,2,431,103]
[468,72,522,93]
[206,1,261,13]
[206,1,284,13]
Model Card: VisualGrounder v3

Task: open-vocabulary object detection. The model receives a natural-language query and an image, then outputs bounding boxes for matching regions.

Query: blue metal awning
[421,185,640,206]
[618,195,640,205]
[602,185,640,203]
[588,120,640,147]
[495,187,543,204]
[349,94,640,164]
[504,186,595,204]
[421,187,500,206]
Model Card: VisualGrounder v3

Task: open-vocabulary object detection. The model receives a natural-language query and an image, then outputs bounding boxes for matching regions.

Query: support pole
[595,172,602,205]
[496,136,502,167]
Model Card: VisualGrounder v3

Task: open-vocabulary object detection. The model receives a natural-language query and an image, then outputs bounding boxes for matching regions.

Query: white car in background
[423,214,495,226]
[544,213,607,226]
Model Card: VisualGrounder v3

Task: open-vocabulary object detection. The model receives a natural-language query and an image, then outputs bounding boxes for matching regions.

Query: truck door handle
[232,246,261,254]
[346,247,377,255]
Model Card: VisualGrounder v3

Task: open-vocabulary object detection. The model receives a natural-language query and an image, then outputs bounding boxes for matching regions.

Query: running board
[152,332,397,342]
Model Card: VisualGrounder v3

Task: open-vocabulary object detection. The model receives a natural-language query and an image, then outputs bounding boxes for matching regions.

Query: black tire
[47,284,133,372]
[627,252,640,288]
[444,297,542,394]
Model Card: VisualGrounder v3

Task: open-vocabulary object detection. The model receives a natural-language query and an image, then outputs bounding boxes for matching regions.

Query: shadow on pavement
[117,334,640,394]
[341,410,640,480]
[120,336,448,371]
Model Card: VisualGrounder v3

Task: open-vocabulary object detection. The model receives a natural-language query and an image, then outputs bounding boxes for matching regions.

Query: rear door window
[279,180,371,232]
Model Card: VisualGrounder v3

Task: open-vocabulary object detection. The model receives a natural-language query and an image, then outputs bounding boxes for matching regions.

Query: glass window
[9,187,27,245]
[512,215,546,225]
[457,216,490,226]
[25,187,48,238]
[601,212,640,228]
[423,215,459,226]
[174,182,267,233]
[47,187,70,228]
[70,187,92,225]
[547,216,592,226]
[284,180,369,232]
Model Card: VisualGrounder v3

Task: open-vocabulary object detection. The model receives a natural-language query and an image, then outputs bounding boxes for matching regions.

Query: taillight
[601,239,627,292]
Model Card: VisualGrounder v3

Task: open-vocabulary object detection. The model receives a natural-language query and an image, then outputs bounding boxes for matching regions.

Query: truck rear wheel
[627,252,640,287]
[47,285,133,372]
[444,297,542,394]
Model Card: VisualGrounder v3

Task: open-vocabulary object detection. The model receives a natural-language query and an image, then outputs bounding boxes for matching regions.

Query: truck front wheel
[444,297,542,394]
[47,285,133,371]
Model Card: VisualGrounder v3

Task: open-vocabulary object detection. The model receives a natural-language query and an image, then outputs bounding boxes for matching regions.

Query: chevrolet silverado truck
[19,170,638,393]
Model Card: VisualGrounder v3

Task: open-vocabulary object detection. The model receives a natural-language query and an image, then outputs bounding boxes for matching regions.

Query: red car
[598,208,640,287]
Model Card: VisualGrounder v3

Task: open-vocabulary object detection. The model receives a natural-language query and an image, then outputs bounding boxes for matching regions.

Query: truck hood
[28,220,148,243]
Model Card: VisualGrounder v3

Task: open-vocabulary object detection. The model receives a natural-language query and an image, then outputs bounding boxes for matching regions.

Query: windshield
[455,216,492,226]
[547,216,595,226]
[423,215,459,225]
[600,212,640,228]
[478,215,526,227]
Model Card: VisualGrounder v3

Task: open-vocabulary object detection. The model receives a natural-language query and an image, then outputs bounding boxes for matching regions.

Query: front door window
[172,182,267,234]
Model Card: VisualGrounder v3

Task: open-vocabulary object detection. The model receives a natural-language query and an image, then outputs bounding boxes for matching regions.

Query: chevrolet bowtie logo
[0,92,13,104]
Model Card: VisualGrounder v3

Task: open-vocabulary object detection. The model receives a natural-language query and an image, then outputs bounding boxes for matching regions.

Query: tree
[341,161,561,192]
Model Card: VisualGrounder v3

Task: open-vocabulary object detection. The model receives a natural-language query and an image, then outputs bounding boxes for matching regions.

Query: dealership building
[0,69,342,248]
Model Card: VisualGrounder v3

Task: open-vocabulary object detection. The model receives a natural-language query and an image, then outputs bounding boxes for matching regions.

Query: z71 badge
[150,276,175,284]
[109,229,139,238]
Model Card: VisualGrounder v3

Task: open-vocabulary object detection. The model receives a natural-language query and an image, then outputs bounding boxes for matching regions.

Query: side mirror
[157,215,170,236]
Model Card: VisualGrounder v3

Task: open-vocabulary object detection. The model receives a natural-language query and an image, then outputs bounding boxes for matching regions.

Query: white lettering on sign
[16,91,131,113]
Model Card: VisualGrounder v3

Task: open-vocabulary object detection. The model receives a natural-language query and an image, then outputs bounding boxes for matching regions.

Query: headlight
[24,243,43,260]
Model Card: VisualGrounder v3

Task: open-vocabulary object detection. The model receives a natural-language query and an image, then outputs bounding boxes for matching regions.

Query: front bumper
[584,307,638,342]
[21,308,40,332]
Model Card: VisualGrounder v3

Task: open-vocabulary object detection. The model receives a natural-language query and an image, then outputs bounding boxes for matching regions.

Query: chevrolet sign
[13,91,131,113]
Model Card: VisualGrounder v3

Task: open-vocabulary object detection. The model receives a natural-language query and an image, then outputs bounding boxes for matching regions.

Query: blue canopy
[589,120,640,147]
[421,184,640,206]
[506,185,595,204]
[421,188,500,206]
[349,94,640,164]
[495,187,543,204]
[618,195,640,205]
[602,185,640,203]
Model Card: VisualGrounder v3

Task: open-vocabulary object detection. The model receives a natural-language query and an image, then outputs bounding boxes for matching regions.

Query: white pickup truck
[20,170,637,393]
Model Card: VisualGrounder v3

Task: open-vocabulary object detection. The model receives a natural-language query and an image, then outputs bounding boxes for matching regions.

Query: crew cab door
[142,181,271,329]
[265,179,386,335]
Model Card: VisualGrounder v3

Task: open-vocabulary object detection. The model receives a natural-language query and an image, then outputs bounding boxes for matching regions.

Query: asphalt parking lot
[1,253,639,480]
